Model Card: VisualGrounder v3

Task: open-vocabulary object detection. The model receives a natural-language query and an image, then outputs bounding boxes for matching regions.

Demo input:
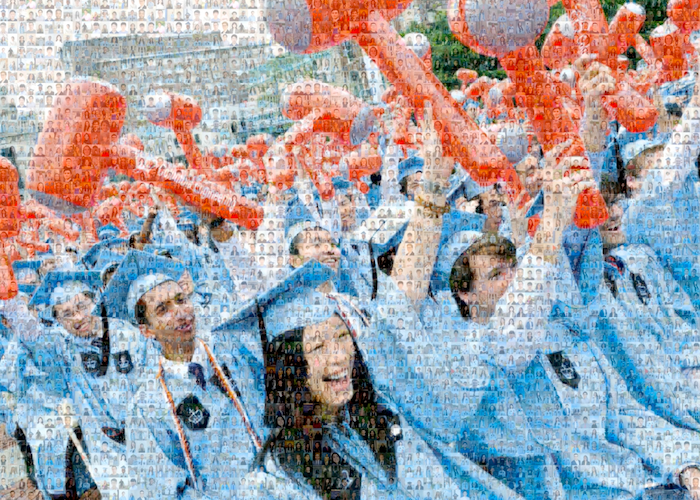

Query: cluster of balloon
[276,80,383,199]
[97,179,181,236]
[25,80,265,241]
[0,157,82,299]
[145,91,271,193]
[556,0,658,132]
[266,0,538,222]
[635,0,700,83]
[448,0,609,228]
[541,14,580,71]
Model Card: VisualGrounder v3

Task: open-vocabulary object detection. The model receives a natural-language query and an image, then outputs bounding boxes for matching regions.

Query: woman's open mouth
[324,368,351,392]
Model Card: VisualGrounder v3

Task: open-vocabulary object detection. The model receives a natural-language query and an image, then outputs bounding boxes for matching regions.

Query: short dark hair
[134,297,148,326]
[449,234,516,319]
[399,176,409,196]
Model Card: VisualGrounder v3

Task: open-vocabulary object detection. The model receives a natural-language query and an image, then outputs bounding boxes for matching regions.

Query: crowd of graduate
[4,35,700,500]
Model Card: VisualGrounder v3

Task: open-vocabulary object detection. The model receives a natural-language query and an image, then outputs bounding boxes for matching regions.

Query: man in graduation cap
[148,202,239,302]
[575,63,700,490]
[4,269,144,499]
[101,250,266,498]
[360,102,679,499]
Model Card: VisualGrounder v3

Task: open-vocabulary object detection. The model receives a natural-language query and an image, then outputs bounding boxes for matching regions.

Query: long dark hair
[259,321,399,498]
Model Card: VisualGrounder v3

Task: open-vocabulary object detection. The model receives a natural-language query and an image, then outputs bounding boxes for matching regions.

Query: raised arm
[390,102,454,305]
[489,141,597,369]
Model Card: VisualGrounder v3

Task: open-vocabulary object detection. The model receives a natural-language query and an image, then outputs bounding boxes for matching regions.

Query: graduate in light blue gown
[372,102,671,500]
[101,250,266,499]
[572,68,700,492]
[221,261,504,500]
[4,269,144,498]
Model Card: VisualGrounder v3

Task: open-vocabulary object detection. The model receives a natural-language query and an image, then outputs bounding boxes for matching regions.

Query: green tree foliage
[403,0,669,89]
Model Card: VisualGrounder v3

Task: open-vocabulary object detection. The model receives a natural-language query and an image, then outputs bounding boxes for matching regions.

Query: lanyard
[157,338,263,491]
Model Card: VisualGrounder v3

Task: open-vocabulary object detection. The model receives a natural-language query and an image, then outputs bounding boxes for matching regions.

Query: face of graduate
[303,314,355,413]
[458,254,516,324]
[291,229,340,272]
[178,270,194,297]
[139,281,196,359]
[479,190,504,233]
[53,292,100,338]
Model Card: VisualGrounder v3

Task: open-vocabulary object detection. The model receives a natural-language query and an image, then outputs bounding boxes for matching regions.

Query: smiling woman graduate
[217,261,471,500]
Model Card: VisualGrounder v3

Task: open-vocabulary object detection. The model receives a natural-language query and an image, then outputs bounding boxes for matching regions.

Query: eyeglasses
[55,299,93,322]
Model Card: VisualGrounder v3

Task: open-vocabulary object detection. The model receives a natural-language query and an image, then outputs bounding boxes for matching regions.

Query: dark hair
[599,174,624,205]
[101,263,120,287]
[399,176,409,197]
[209,217,226,229]
[134,297,148,326]
[289,232,303,257]
[260,321,399,496]
[449,234,516,320]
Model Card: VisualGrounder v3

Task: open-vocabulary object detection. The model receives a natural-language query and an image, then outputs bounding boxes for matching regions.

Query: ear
[290,255,304,269]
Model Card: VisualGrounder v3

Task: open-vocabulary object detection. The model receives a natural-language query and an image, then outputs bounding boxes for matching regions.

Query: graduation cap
[177,208,200,232]
[96,223,121,241]
[142,243,205,284]
[82,238,129,269]
[284,194,325,245]
[99,250,185,326]
[92,250,126,273]
[525,190,544,219]
[12,260,42,295]
[29,271,104,323]
[431,210,486,291]
[213,261,336,341]
[397,156,424,182]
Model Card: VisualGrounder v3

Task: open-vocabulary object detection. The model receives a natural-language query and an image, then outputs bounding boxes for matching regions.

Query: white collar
[159,338,207,379]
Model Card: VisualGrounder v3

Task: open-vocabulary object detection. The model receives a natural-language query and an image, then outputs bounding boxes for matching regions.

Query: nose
[175,301,193,320]
[326,342,350,364]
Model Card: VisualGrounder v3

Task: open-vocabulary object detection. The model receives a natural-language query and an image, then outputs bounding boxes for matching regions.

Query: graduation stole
[156,338,263,492]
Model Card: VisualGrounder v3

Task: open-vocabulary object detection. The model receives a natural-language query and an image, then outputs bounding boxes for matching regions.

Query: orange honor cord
[197,338,263,452]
